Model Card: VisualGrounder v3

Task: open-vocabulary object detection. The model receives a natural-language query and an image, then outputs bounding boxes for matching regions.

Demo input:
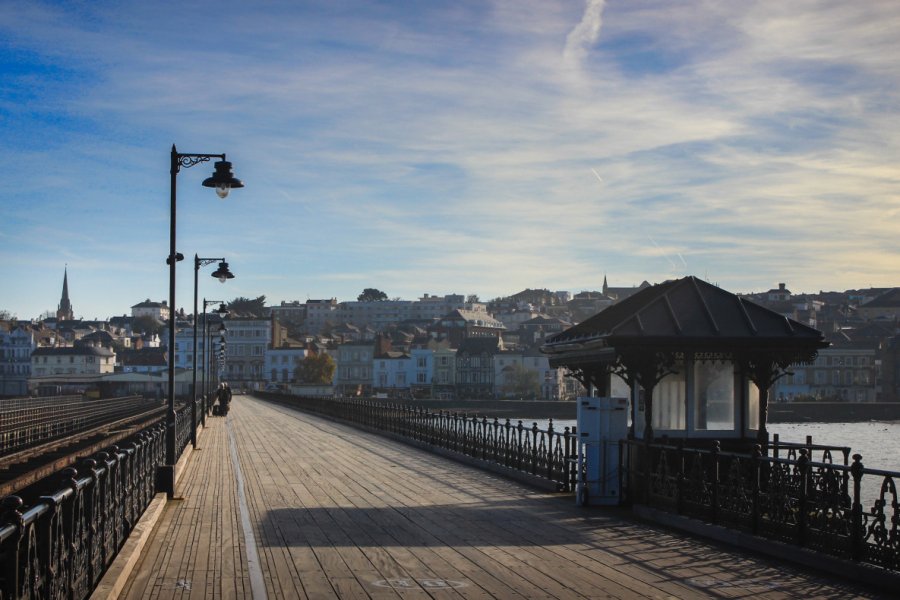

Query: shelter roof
[543,276,827,354]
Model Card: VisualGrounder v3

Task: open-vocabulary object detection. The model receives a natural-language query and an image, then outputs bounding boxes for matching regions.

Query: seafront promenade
[105,395,887,599]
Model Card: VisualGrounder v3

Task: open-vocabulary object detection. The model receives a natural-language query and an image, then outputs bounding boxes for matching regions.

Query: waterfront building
[224,316,272,391]
[455,337,500,399]
[117,347,168,374]
[28,341,116,395]
[335,341,374,396]
[0,323,39,396]
[373,350,413,396]
[430,342,456,399]
[265,346,309,387]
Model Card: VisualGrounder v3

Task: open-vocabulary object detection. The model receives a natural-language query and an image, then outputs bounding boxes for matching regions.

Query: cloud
[563,0,606,70]
[1,1,899,319]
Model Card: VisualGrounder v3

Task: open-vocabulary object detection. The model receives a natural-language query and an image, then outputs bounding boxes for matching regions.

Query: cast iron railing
[264,395,579,491]
[0,395,162,459]
[621,439,900,574]
[0,402,194,599]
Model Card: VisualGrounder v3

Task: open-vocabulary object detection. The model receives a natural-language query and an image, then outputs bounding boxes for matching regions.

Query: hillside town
[2,270,899,404]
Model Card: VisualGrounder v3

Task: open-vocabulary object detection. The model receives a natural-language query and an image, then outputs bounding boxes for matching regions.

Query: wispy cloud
[0,1,898,319]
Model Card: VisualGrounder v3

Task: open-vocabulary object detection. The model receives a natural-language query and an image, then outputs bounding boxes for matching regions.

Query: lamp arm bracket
[174,152,227,173]
[196,257,226,268]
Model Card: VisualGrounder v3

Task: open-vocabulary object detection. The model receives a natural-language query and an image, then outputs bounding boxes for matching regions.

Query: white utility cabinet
[576,396,628,505]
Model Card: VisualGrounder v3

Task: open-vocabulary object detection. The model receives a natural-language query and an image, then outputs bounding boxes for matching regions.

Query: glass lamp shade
[202,160,243,199]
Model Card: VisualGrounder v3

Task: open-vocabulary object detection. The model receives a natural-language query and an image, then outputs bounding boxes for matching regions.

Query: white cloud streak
[0,1,898,319]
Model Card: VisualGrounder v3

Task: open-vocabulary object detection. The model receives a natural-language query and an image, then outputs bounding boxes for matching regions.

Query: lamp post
[202,300,228,412]
[192,257,234,438]
[163,145,242,497]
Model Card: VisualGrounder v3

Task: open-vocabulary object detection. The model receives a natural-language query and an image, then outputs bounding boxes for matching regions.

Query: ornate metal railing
[0,395,162,459]
[622,439,900,573]
[264,395,579,491]
[0,402,193,599]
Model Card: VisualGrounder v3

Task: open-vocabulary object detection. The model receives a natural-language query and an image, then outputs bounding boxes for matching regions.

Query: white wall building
[265,347,309,386]
[224,317,272,390]
[131,299,170,321]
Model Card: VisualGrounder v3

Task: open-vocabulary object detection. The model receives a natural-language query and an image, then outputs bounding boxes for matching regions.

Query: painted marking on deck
[228,417,269,600]
[372,578,468,589]
[688,577,780,590]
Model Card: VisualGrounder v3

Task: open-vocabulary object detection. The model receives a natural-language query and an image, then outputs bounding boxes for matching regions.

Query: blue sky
[1,0,898,320]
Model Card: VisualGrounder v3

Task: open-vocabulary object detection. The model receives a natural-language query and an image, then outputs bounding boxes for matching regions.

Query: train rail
[0,395,170,498]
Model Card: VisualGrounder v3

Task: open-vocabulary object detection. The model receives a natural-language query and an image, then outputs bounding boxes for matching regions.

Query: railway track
[0,404,169,498]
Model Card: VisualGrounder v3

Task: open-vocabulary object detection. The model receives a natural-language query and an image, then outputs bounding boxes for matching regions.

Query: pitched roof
[544,276,827,352]
[861,288,900,308]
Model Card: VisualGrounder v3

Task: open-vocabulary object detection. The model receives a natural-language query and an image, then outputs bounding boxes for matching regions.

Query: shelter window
[652,368,686,431]
[693,361,735,430]
[747,380,760,431]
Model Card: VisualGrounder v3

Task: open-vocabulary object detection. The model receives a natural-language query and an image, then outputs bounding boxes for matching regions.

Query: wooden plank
[116,396,885,600]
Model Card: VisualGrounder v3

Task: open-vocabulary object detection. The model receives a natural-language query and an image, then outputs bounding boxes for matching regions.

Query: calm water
[528,419,900,472]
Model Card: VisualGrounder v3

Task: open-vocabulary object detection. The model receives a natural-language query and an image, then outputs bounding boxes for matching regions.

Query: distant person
[223,382,232,415]
[215,383,228,416]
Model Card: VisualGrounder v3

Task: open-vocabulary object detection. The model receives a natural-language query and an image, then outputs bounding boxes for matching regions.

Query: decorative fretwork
[619,440,900,576]
[862,475,900,571]
[0,404,194,600]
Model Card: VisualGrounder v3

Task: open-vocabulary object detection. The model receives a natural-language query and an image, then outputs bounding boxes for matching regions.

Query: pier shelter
[541,276,828,449]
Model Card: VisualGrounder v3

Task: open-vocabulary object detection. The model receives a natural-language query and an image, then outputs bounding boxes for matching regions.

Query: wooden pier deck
[111,395,886,599]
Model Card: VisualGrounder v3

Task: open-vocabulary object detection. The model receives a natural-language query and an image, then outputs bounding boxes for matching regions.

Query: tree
[501,363,541,400]
[227,295,268,317]
[466,294,480,303]
[295,353,336,384]
[357,288,388,302]
[0,309,13,321]
[133,315,164,337]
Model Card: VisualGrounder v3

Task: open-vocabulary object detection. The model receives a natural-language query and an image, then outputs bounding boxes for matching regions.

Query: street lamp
[202,300,228,411]
[192,257,234,438]
[163,145,243,497]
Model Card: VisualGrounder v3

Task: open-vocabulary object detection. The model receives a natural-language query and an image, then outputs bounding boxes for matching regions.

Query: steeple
[57,266,74,321]
[602,274,609,296]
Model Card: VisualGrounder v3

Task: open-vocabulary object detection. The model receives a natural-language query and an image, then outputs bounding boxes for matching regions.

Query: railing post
[481,417,489,461]
[547,419,555,481]
[797,448,809,547]
[516,421,524,471]
[531,422,539,476]
[711,441,720,525]
[1,495,25,599]
[752,444,762,535]
[676,441,685,515]
[850,453,864,561]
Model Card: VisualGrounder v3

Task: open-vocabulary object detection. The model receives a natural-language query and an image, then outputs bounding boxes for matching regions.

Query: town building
[131,299,170,321]
[265,346,310,387]
[455,337,501,399]
[0,323,40,396]
[335,341,374,396]
[57,267,74,321]
[224,316,272,391]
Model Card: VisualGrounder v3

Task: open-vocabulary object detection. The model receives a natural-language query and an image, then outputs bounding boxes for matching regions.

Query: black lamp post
[163,145,242,497]
[202,300,228,412]
[192,257,234,438]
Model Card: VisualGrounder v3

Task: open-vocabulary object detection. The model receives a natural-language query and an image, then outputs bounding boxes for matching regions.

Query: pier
[99,395,885,599]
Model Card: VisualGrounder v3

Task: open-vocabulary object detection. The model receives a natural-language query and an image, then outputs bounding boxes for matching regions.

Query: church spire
[57,266,74,321]
[602,274,609,296]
